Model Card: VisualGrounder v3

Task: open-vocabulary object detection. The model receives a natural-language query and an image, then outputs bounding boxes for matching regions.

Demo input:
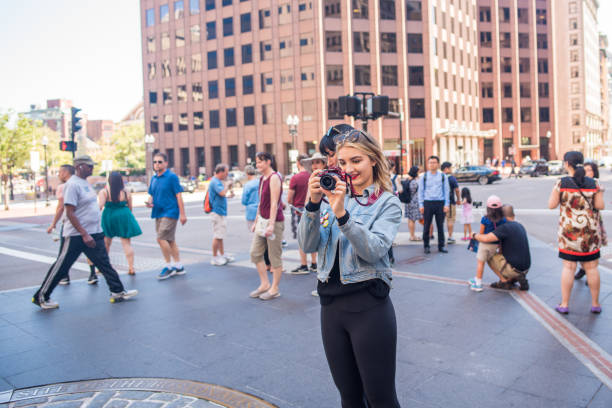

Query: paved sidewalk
[1,232,612,407]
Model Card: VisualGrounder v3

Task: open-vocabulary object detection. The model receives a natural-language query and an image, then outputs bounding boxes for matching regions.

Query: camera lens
[320,174,336,191]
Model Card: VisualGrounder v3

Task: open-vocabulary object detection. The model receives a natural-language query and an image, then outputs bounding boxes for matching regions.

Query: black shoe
[88,274,98,285]
[518,277,529,291]
[439,247,448,253]
[288,265,309,275]
[574,268,586,280]
[424,247,431,254]
[309,263,317,273]
[390,256,395,266]
[490,280,514,290]
[58,278,70,286]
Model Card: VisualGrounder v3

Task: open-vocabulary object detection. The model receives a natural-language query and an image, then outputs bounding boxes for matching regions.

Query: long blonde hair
[336,132,392,194]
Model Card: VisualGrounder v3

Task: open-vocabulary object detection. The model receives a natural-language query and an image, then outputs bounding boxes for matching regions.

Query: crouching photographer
[298,128,402,407]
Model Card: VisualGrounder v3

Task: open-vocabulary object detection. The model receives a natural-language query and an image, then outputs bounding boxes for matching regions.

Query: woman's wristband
[305,200,321,212]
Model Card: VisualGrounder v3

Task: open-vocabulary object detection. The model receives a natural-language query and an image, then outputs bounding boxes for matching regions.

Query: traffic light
[71,107,82,138]
[338,95,361,117]
[59,141,77,152]
[367,95,389,118]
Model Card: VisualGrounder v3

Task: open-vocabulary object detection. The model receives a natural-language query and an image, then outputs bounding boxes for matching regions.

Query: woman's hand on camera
[322,176,347,219]
[308,170,323,203]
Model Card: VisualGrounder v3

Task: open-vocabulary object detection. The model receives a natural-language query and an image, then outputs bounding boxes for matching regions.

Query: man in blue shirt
[418,155,450,254]
[146,153,187,279]
[209,164,234,266]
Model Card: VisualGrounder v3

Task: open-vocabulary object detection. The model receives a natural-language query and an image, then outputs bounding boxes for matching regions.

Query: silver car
[125,181,148,193]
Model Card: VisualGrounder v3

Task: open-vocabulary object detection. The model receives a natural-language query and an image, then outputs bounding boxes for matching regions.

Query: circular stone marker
[2,378,276,408]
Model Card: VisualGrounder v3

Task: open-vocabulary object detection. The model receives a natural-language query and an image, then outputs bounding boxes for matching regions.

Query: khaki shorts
[476,242,498,262]
[211,213,227,239]
[250,221,284,268]
[487,253,526,281]
[447,204,457,223]
[156,217,178,242]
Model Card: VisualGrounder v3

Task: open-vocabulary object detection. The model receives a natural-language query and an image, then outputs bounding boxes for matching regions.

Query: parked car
[547,160,565,175]
[454,166,501,185]
[228,170,248,187]
[179,178,196,193]
[519,160,549,177]
[125,181,148,193]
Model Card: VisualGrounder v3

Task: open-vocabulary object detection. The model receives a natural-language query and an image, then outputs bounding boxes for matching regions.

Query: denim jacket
[297,185,402,286]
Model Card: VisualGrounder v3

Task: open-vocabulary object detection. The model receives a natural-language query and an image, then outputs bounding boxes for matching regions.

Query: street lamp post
[509,124,515,162]
[286,115,300,174]
[42,135,49,206]
[144,134,155,185]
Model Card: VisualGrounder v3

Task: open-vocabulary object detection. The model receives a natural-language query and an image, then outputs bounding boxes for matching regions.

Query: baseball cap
[486,195,502,208]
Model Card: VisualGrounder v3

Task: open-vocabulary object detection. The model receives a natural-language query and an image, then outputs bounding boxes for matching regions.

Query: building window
[241,13,251,32]
[301,66,315,87]
[222,0,232,6]
[519,58,530,73]
[518,33,529,48]
[536,9,546,25]
[500,32,511,48]
[481,57,492,73]
[500,7,510,22]
[260,41,273,60]
[353,0,368,18]
[520,108,531,123]
[243,75,254,94]
[224,47,234,66]
[502,83,512,98]
[382,66,398,86]
[353,32,370,52]
[196,147,205,168]
[325,0,341,17]
[380,32,397,53]
[281,69,294,89]
[225,78,236,97]
[538,59,548,74]
[479,7,491,22]
[406,34,423,53]
[166,149,175,168]
[302,99,315,121]
[212,146,221,166]
[177,85,187,102]
[244,106,255,126]
[570,19,578,30]
[517,8,528,24]
[160,4,170,23]
[355,65,371,86]
[242,44,253,63]
[192,83,203,101]
[481,83,493,98]
[326,31,342,51]
[538,82,549,97]
[205,0,215,10]
[406,1,422,20]
[480,31,492,47]
[163,88,172,104]
[193,112,203,129]
[146,8,155,26]
[207,51,217,69]
[226,108,237,127]
[208,80,218,99]
[408,66,424,86]
[409,99,425,118]
[501,57,512,73]
[161,32,170,49]
[149,91,157,105]
[540,107,550,122]
[147,36,156,53]
[147,63,156,79]
[259,8,272,28]
[151,115,159,133]
[520,83,530,98]
[191,25,200,42]
[223,17,233,36]
[280,37,293,57]
[261,72,273,91]
[328,98,343,119]
[483,108,494,123]
[164,114,173,132]
[537,34,548,49]
[206,21,216,40]
[300,35,314,54]
[209,110,220,128]
[162,59,171,77]
[179,113,188,131]
[176,57,186,75]
[326,65,343,86]
[190,0,200,14]
[262,104,274,124]
[278,2,292,25]
[380,0,395,20]
[174,1,185,19]
[191,54,201,72]
[572,98,580,110]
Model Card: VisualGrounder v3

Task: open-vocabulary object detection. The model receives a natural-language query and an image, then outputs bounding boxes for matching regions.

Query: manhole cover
[1,378,276,408]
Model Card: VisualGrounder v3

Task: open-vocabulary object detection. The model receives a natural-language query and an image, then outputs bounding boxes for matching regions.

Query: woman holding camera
[298,129,402,407]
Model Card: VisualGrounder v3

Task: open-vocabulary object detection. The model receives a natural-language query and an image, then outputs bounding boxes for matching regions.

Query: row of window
[479,6,547,25]
[150,107,254,132]
[479,57,549,74]
[480,32,548,49]
[481,82,550,99]
[324,0,422,21]
[146,0,252,27]
[482,107,550,123]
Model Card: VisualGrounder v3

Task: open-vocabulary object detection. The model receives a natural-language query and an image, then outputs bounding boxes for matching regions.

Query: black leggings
[321,295,400,408]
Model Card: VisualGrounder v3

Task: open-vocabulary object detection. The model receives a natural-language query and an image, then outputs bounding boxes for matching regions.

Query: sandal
[409,237,422,241]
[555,305,569,315]
[591,306,602,314]
[249,287,270,298]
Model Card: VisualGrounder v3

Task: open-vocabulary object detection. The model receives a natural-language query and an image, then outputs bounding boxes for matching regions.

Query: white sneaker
[110,289,138,303]
[311,290,319,297]
[212,256,228,266]
[32,298,59,309]
[223,255,235,263]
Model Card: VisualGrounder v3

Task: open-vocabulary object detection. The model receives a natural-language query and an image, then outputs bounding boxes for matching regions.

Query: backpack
[398,179,414,203]
[203,188,212,213]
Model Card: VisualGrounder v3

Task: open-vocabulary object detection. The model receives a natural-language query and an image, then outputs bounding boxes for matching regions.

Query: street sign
[30,151,40,172]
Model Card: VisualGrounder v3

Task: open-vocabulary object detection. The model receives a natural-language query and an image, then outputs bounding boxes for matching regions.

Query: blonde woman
[298,128,402,407]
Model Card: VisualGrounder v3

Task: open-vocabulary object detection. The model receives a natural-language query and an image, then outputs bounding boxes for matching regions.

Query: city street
[1,175,612,407]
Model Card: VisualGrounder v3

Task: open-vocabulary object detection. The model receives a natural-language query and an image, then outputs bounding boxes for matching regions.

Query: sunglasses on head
[332,129,374,145]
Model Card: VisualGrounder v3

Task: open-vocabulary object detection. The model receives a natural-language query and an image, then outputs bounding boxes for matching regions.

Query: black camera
[473,201,483,209]
[319,168,347,191]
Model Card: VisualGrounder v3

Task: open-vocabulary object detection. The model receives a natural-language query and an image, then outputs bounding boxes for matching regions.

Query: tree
[0,113,36,210]
[110,121,145,173]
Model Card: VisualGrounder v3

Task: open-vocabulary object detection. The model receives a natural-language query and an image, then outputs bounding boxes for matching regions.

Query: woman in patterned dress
[405,166,423,241]
[548,151,604,314]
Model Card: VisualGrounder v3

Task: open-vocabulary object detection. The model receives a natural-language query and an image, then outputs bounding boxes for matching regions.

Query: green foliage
[93,121,145,175]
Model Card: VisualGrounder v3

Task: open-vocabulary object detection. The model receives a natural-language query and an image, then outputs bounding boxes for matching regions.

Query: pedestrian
[146,153,187,280]
[46,165,98,285]
[548,151,604,314]
[402,165,423,241]
[471,204,530,290]
[98,171,142,275]
[298,127,402,407]
[242,165,272,270]
[468,195,506,292]
[249,152,284,300]
[441,162,461,244]
[32,156,138,309]
[287,154,317,274]
[575,161,606,282]
[418,156,450,254]
[460,187,474,240]
[208,164,235,266]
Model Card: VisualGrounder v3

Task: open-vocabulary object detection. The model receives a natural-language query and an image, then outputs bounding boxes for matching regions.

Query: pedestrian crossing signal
[59,141,77,152]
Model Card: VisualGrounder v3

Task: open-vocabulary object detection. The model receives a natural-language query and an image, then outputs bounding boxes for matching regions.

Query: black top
[448,175,459,205]
[492,221,531,271]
